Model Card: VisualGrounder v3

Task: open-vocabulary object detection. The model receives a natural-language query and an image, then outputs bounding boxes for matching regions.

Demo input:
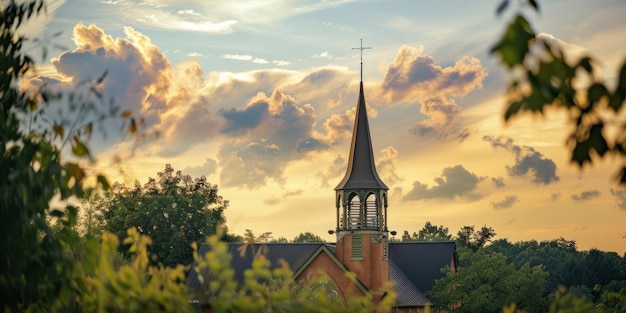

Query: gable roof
[187,243,326,291]
[389,241,457,294]
[389,260,429,307]
[187,241,456,309]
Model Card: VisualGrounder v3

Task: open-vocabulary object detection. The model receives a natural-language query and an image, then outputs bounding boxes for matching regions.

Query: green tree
[402,221,452,241]
[428,249,548,313]
[96,163,228,267]
[456,225,496,250]
[0,0,123,310]
[271,236,290,243]
[492,0,626,184]
[292,231,326,243]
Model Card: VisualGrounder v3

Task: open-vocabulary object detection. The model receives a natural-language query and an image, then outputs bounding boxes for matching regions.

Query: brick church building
[188,66,457,312]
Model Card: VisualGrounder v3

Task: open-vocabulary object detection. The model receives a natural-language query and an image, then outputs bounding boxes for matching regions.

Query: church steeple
[333,43,390,292]
[334,40,388,233]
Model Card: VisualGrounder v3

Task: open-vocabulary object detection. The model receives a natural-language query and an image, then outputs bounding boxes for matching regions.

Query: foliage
[428,248,548,313]
[456,225,496,250]
[292,231,327,243]
[95,163,228,267]
[492,0,626,184]
[192,233,396,313]
[486,237,626,303]
[401,221,453,241]
[0,0,117,310]
[80,229,194,312]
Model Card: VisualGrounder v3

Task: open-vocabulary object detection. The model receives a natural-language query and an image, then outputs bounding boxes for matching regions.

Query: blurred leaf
[97,175,111,191]
[572,140,592,166]
[96,70,107,84]
[53,123,64,140]
[121,110,132,118]
[496,0,509,15]
[71,137,90,157]
[491,15,535,68]
[587,83,609,109]
[49,209,64,218]
[589,123,608,157]
[577,56,593,74]
[130,118,137,135]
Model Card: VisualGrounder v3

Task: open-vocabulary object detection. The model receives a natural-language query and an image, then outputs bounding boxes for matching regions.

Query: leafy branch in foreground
[492,0,626,184]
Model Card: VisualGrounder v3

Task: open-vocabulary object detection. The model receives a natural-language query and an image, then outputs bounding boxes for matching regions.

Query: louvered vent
[351,235,363,260]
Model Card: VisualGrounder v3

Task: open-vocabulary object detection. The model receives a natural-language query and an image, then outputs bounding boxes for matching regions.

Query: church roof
[389,241,457,294]
[187,243,328,291]
[187,241,456,308]
[335,82,388,191]
[389,260,429,306]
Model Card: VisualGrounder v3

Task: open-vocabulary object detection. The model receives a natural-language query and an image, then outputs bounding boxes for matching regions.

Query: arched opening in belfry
[347,193,360,229]
[364,193,379,230]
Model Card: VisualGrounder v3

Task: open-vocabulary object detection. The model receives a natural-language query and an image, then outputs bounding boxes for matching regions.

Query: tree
[456,225,496,250]
[96,163,228,267]
[402,221,452,241]
[0,0,125,310]
[292,231,326,243]
[492,0,626,184]
[428,249,548,313]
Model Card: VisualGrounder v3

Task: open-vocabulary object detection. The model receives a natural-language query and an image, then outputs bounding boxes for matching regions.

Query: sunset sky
[26,0,626,253]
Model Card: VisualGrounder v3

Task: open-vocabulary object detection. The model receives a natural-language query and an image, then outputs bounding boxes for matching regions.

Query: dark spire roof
[335,82,388,191]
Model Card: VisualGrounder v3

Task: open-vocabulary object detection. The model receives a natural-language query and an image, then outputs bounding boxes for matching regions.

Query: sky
[22,0,626,254]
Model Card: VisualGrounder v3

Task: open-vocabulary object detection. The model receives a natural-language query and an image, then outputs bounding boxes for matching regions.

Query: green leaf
[609,60,626,112]
[577,56,593,74]
[491,15,536,69]
[588,123,608,157]
[571,140,592,166]
[587,83,609,109]
[71,137,90,157]
[49,209,64,218]
[97,174,111,191]
[53,123,64,140]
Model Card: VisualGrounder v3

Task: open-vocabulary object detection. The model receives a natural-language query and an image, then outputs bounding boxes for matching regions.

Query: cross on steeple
[352,39,371,82]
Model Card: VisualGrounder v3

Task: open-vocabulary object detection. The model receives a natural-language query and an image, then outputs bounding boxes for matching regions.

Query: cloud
[483,136,560,185]
[550,192,561,201]
[571,189,601,201]
[318,155,347,188]
[223,54,253,61]
[609,188,626,210]
[52,24,171,119]
[108,1,237,33]
[216,89,326,188]
[492,177,506,188]
[263,189,304,206]
[491,195,519,210]
[181,158,218,178]
[402,164,485,201]
[378,45,487,140]
[313,52,333,59]
[273,60,290,66]
[376,146,404,186]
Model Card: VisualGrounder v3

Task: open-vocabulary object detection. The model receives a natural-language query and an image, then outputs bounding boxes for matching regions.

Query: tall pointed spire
[334,82,388,191]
